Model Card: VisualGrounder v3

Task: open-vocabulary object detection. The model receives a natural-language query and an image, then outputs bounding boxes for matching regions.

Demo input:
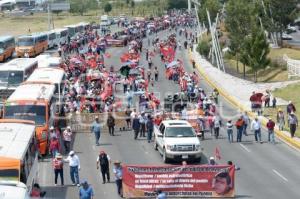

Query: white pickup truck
[154,120,202,163]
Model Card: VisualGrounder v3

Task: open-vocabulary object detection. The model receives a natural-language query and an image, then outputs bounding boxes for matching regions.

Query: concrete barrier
[189,49,300,150]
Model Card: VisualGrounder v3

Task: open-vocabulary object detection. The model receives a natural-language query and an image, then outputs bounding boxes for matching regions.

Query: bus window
[17,38,35,47]
[0,71,23,87]
[4,105,46,126]
[48,33,56,40]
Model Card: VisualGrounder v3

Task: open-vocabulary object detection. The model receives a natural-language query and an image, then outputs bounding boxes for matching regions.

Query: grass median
[264,83,300,137]
[224,48,300,82]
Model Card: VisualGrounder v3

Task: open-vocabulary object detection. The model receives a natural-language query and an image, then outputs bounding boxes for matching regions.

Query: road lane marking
[239,144,251,152]
[272,169,288,182]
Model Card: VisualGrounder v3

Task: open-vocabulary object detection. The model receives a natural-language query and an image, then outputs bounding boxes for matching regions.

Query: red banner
[123,164,235,198]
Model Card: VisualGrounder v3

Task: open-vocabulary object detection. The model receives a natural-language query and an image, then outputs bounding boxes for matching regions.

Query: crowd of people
[37,8,299,199]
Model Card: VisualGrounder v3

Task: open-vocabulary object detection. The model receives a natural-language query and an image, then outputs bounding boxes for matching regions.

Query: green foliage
[197,40,210,59]
[198,0,221,28]
[225,0,253,55]
[104,2,112,14]
[241,28,270,82]
[167,0,188,10]
[130,0,135,8]
[70,0,98,16]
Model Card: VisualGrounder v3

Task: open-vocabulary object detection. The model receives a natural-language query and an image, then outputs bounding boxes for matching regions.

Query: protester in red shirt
[49,137,60,158]
[266,118,276,144]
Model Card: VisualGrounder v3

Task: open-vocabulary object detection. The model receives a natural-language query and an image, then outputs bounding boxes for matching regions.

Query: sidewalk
[190,46,300,150]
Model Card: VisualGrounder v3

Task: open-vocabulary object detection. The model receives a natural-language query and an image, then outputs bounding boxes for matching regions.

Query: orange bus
[0,36,15,62]
[16,33,48,58]
[3,83,56,155]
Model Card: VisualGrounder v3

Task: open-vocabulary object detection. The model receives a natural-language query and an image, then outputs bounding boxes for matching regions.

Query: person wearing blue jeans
[254,129,262,143]
[268,130,275,144]
[251,118,263,143]
[91,117,101,146]
[65,151,80,186]
[237,127,243,142]
[70,166,80,185]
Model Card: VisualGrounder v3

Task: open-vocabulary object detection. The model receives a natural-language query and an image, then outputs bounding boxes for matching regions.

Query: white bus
[0,58,38,100]
[36,54,62,68]
[0,181,29,199]
[0,119,38,194]
[64,24,82,39]
[53,28,68,46]
[45,31,59,49]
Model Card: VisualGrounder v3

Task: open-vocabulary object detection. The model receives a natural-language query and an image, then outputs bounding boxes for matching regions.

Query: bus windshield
[17,38,34,46]
[4,105,46,125]
[0,71,23,87]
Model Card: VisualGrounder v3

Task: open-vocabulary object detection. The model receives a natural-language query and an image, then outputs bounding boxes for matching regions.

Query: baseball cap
[50,126,54,130]
[69,151,75,156]
[56,153,62,159]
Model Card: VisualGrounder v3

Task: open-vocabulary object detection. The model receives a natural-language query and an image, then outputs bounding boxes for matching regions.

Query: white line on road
[272,169,289,182]
[239,143,251,152]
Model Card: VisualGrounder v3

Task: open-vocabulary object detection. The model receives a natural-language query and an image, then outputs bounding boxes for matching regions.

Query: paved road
[39,29,300,199]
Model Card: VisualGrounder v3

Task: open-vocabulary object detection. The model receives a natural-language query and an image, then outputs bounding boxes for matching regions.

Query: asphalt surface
[39,29,300,199]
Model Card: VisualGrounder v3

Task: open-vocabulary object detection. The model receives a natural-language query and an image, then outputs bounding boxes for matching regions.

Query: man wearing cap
[49,126,57,140]
[97,151,111,184]
[53,153,64,186]
[288,112,298,138]
[113,161,123,197]
[91,116,101,146]
[64,151,81,186]
[266,118,276,144]
[79,180,94,199]
[209,157,216,165]
[63,126,73,153]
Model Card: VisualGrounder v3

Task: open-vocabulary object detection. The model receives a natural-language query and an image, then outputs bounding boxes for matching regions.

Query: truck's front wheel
[163,148,170,163]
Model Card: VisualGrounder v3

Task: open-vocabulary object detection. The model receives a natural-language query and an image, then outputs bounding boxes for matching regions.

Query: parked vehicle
[0,36,15,62]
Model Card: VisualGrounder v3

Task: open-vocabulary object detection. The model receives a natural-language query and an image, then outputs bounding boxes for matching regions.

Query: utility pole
[188,0,191,13]
[47,0,54,31]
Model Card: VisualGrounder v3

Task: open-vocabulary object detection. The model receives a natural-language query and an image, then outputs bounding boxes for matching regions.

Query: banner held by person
[122,164,235,198]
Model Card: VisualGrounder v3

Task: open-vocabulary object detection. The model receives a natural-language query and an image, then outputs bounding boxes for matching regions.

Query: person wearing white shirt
[64,151,80,186]
[63,126,73,153]
[251,118,263,143]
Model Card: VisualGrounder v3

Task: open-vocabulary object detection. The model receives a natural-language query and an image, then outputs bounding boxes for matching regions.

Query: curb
[188,49,300,150]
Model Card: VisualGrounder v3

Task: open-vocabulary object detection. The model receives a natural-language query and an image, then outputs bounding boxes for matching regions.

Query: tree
[241,28,270,82]
[266,0,299,46]
[70,0,87,16]
[198,0,221,28]
[167,0,187,10]
[104,2,112,14]
[225,0,253,72]
[130,0,135,15]
[197,40,210,59]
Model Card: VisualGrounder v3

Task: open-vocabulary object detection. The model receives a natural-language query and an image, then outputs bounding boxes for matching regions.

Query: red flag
[214,147,221,160]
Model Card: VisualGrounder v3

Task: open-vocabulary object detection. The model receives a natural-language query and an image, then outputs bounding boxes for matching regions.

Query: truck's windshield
[165,127,195,137]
